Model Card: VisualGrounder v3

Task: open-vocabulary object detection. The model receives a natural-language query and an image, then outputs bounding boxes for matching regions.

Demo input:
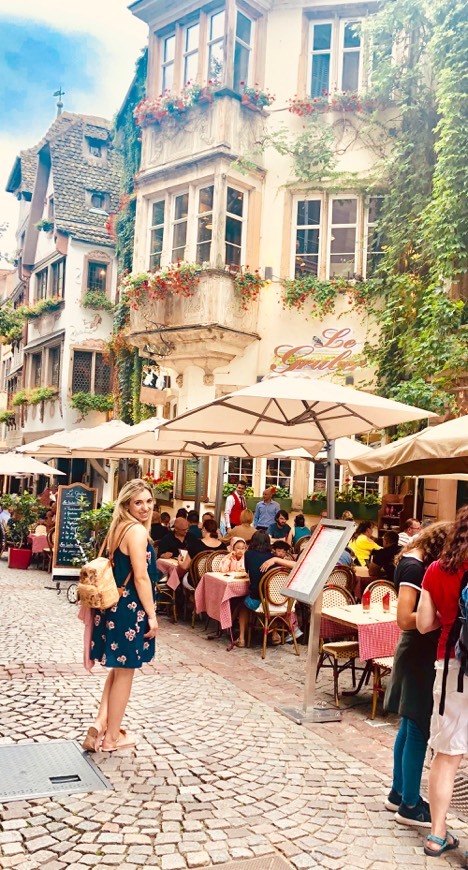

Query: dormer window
[85,137,107,160]
[86,190,110,213]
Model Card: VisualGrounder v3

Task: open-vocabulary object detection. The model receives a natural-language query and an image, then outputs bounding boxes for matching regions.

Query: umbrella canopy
[0,453,65,477]
[271,438,372,463]
[154,373,434,449]
[348,415,468,477]
[17,419,163,460]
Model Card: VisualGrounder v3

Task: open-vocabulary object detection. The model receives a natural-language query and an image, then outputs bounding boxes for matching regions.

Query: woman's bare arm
[396,585,418,631]
[124,524,157,622]
[416,587,440,634]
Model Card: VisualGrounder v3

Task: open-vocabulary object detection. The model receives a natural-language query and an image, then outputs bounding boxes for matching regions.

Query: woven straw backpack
[77,522,137,610]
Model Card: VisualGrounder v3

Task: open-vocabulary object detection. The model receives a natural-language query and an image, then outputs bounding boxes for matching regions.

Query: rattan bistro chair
[317,585,360,707]
[205,550,228,573]
[247,567,299,659]
[363,580,397,605]
[371,657,394,719]
[294,535,311,556]
[187,550,212,626]
[325,565,357,597]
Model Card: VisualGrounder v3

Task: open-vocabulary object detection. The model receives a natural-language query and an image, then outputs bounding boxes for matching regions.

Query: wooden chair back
[34,524,47,535]
[364,580,397,604]
[189,551,211,589]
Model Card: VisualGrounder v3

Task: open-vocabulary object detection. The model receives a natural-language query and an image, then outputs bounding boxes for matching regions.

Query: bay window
[225,186,245,267]
[161,33,176,92]
[328,197,358,277]
[196,186,214,264]
[183,22,200,84]
[207,9,225,81]
[294,199,321,277]
[234,10,253,91]
[171,193,189,261]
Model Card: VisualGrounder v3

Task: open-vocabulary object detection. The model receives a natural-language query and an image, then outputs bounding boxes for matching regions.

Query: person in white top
[224,481,247,531]
[398,518,422,547]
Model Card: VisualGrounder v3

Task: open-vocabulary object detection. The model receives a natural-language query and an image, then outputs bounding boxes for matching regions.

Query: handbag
[77,522,137,610]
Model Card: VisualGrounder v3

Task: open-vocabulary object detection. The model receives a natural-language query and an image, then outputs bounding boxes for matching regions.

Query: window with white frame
[161,33,176,92]
[309,22,332,97]
[366,196,385,277]
[207,9,225,81]
[329,197,358,277]
[226,457,253,488]
[340,21,362,92]
[196,186,214,264]
[149,200,165,271]
[225,186,245,267]
[171,193,189,261]
[308,18,363,97]
[36,269,48,301]
[265,459,292,493]
[234,10,253,92]
[294,199,321,277]
[183,21,200,84]
[351,472,380,495]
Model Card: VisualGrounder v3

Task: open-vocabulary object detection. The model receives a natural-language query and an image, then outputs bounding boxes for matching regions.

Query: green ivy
[0,410,16,424]
[0,303,24,345]
[82,290,114,311]
[70,392,114,416]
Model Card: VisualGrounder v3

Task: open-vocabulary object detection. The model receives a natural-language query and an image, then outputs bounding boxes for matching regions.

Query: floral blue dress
[90,542,158,669]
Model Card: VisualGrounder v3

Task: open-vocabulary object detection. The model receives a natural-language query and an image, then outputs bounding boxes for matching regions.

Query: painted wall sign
[270,327,361,375]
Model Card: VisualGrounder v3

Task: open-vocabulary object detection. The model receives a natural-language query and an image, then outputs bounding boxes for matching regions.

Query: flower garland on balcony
[233,269,268,311]
[281,274,381,319]
[241,84,275,109]
[70,392,114,417]
[0,410,16,425]
[21,296,64,320]
[120,262,202,309]
[289,91,382,117]
[82,290,114,311]
[11,386,58,407]
[134,81,219,127]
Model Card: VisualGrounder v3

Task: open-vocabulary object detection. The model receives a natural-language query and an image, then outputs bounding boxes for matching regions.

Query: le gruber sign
[270,327,360,375]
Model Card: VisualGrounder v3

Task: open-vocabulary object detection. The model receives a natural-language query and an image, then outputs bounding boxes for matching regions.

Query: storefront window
[227,457,253,487]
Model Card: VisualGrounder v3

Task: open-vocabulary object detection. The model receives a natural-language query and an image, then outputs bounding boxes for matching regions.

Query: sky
[0,0,147,264]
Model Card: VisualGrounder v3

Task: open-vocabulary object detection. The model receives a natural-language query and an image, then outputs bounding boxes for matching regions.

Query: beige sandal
[101,728,137,752]
[234,638,246,648]
[82,725,104,752]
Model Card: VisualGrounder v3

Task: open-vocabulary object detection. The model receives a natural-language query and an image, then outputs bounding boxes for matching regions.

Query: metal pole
[194,457,202,513]
[413,477,419,518]
[326,440,336,519]
[214,456,226,527]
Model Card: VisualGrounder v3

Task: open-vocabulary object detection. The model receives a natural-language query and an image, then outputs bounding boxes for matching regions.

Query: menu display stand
[277,519,355,724]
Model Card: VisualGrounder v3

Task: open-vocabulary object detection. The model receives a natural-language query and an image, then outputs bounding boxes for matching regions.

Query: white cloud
[0,0,148,264]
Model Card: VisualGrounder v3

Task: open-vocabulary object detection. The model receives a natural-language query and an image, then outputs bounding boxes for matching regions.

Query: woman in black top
[384,522,451,827]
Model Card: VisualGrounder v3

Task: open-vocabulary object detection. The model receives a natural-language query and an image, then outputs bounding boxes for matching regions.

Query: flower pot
[277,498,292,512]
[354,504,380,521]
[154,491,173,506]
[8,547,32,569]
[302,499,325,516]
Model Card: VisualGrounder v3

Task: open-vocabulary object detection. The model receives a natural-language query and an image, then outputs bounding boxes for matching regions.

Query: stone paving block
[185,851,210,867]
[161,855,186,870]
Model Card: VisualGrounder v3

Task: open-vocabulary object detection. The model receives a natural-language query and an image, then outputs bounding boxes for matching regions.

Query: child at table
[219,538,247,573]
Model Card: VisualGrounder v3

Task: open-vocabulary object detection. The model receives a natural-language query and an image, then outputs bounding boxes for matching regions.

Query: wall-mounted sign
[140,365,171,406]
[174,458,208,501]
[270,327,361,375]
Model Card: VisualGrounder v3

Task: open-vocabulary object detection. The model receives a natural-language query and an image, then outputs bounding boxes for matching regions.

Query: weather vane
[53,88,65,117]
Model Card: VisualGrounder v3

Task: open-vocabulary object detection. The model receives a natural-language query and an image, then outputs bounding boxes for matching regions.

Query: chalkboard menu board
[174,458,208,500]
[53,483,97,576]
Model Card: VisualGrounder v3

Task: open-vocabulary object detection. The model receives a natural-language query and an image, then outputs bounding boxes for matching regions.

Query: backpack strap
[439,569,468,715]
[109,522,140,562]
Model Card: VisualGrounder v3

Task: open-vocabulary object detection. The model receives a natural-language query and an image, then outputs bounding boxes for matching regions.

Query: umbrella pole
[326,440,336,519]
[413,477,419,518]
[214,457,226,528]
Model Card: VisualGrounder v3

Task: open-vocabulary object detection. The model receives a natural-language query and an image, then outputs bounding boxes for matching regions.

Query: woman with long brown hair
[417,506,468,860]
[83,480,158,752]
[384,521,451,827]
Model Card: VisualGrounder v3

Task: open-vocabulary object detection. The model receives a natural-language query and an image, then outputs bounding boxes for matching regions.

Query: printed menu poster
[285,523,352,603]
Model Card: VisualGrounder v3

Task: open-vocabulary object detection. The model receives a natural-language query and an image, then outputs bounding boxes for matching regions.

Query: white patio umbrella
[0,453,65,477]
[348,415,468,478]
[270,437,371,463]
[17,419,162,460]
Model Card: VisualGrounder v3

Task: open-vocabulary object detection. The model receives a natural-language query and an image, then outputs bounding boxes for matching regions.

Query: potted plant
[303,491,327,515]
[72,501,115,566]
[272,486,292,512]
[7,492,42,569]
[143,471,174,506]
[356,492,382,521]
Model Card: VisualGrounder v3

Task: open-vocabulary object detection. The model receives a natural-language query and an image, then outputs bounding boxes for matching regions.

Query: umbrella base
[276,704,341,724]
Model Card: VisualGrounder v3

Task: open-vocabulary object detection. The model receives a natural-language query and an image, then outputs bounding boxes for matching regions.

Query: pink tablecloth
[27,534,48,554]
[195,572,249,630]
[321,611,400,659]
[156,558,183,591]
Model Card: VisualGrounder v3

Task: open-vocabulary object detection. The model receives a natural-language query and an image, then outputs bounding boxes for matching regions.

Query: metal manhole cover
[0,740,112,802]
[451,772,468,822]
[212,858,292,870]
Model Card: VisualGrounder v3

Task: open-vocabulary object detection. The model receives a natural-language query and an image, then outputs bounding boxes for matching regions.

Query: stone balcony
[127,269,260,375]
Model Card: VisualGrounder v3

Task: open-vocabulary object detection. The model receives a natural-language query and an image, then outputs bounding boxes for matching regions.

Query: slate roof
[5,147,38,196]
[40,113,121,248]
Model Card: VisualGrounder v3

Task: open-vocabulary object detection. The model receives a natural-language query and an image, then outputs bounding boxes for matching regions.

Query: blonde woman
[83,480,158,753]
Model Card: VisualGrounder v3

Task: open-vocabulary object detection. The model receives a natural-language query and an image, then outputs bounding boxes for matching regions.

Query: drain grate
[451,771,468,822]
[0,740,112,802]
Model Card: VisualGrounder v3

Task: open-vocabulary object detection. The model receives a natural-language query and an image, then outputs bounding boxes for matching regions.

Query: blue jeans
[392,716,427,806]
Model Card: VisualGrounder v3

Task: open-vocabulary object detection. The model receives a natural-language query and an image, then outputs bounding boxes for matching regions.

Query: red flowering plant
[240,83,275,109]
[120,263,202,310]
[134,81,219,128]
[289,90,382,118]
[143,471,174,494]
[233,268,267,311]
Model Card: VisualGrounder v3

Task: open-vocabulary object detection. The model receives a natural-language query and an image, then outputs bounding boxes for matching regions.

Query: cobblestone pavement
[0,563,467,870]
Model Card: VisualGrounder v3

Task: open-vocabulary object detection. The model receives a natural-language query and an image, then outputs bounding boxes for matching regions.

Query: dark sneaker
[395,797,431,827]
[385,788,402,811]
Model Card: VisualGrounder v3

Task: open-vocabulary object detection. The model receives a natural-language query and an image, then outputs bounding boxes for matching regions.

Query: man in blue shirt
[253,488,281,529]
